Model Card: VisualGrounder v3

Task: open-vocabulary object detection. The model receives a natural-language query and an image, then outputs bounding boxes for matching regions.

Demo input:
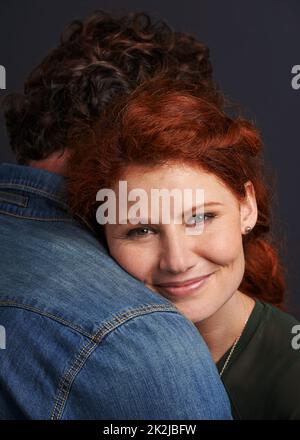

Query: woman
[67,78,300,419]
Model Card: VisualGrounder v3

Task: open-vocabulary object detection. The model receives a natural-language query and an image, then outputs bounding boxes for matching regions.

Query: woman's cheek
[110,242,153,281]
[201,227,243,266]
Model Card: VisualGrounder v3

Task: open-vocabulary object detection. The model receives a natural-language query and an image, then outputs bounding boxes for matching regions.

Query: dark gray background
[0,0,299,318]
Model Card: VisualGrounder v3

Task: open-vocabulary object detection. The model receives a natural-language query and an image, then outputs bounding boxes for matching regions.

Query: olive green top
[216,299,300,419]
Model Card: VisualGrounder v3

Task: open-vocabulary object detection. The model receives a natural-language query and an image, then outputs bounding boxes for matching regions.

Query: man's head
[3,10,221,168]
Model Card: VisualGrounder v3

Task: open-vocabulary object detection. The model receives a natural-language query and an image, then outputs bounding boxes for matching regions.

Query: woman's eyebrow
[180,201,222,219]
[120,202,223,224]
[201,202,223,207]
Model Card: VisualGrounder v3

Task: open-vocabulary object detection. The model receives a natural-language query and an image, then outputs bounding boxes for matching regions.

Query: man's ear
[240,181,258,235]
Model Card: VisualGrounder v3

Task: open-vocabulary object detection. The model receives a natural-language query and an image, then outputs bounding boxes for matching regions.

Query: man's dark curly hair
[3,10,221,164]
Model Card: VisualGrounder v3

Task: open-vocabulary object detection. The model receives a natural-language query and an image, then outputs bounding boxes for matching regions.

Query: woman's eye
[125,213,216,237]
[127,227,156,238]
[186,212,216,226]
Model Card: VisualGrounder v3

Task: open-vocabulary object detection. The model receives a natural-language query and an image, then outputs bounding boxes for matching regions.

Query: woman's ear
[240,181,258,235]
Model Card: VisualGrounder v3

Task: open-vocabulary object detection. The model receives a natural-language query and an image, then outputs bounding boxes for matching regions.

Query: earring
[244,226,252,234]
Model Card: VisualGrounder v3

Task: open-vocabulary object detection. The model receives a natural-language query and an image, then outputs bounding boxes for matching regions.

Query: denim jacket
[0,163,231,420]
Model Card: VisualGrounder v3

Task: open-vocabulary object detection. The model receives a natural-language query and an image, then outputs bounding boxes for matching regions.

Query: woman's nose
[158,233,198,274]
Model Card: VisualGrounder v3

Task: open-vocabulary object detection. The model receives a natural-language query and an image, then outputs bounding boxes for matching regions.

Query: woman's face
[105,163,257,323]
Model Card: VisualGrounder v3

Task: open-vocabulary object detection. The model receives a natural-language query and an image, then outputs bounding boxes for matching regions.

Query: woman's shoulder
[217,299,300,419]
[260,300,299,335]
[243,300,300,368]
[256,300,299,352]
[258,300,300,419]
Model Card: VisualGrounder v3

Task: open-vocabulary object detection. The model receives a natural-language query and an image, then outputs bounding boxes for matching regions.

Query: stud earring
[244,226,252,234]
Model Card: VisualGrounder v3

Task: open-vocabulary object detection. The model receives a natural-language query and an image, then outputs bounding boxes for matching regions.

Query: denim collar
[0,163,67,207]
[0,162,97,234]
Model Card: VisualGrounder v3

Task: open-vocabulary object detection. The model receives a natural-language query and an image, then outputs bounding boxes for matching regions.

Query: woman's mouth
[154,273,213,297]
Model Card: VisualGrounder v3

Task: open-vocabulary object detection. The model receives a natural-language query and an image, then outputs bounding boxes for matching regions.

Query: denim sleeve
[60,311,232,420]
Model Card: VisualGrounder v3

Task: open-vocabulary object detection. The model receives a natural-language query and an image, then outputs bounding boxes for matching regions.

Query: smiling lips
[154,273,213,297]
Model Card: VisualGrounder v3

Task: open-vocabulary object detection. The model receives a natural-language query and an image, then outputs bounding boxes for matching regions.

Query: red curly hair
[66,77,286,309]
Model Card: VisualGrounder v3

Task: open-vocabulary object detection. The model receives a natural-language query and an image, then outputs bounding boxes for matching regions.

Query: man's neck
[29,149,71,176]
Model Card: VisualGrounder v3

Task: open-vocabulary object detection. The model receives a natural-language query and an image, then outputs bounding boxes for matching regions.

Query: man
[0,10,231,419]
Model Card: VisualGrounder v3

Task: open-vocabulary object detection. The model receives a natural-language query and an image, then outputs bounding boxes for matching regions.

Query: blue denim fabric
[0,163,232,420]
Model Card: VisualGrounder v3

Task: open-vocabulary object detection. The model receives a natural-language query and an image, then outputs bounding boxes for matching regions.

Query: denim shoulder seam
[0,300,92,338]
[0,300,176,341]
[50,304,178,420]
